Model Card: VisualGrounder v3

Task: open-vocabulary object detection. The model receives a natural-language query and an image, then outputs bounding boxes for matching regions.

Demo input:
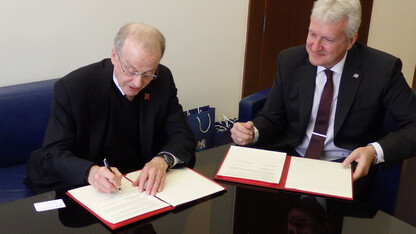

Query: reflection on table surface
[0,144,415,233]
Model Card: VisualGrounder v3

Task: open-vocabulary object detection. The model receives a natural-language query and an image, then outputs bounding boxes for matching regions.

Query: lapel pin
[144,93,150,100]
[353,73,359,79]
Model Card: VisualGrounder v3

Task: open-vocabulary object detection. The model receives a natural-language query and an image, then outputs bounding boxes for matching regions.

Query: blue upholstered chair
[0,79,57,204]
[238,88,416,215]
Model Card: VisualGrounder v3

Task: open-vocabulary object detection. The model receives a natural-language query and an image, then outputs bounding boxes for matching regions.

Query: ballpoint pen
[103,158,122,193]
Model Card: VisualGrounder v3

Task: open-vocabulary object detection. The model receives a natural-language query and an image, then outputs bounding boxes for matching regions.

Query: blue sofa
[0,79,57,204]
[238,88,416,216]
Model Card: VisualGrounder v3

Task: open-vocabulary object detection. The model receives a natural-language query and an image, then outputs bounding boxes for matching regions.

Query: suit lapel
[334,45,363,137]
[298,61,317,132]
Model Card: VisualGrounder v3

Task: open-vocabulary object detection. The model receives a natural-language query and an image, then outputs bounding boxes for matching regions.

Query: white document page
[125,167,225,207]
[216,145,287,184]
[284,157,352,198]
[67,177,170,224]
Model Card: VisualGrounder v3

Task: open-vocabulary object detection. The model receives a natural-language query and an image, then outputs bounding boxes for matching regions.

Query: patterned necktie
[304,69,334,159]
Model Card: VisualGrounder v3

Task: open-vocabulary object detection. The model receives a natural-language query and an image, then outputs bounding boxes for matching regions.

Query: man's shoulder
[59,59,112,84]
[277,45,309,68]
[280,45,307,58]
[56,59,112,91]
[352,42,398,63]
[54,59,113,101]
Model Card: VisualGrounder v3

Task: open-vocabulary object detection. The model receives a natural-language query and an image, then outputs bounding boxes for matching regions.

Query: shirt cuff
[369,142,385,164]
[251,126,259,144]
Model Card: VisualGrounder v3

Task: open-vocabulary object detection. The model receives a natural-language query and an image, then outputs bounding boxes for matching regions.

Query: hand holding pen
[103,158,122,193]
[86,159,123,193]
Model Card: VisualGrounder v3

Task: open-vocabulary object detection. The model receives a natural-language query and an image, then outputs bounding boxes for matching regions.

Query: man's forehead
[120,38,162,59]
[309,18,348,36]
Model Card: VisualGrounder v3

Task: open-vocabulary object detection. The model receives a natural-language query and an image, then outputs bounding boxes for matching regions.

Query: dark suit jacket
[253,42,416,164]
[26,59,196,193]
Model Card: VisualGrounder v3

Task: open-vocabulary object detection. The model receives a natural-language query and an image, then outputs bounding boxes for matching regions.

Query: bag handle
[196,114,211,133]
[218,114,235,128]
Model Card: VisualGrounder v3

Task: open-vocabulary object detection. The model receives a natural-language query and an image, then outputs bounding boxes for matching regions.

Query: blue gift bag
[184,106,215,151]
[215,114,237,146]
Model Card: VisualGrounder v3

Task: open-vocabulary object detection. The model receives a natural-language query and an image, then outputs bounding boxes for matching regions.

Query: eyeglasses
[117,53,159,81]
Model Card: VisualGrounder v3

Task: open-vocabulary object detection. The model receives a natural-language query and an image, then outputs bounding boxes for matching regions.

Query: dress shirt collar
[316,52,348,75]
[113,74,126,96]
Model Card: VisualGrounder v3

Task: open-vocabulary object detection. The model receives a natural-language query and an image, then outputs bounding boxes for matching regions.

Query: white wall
[0,0,249,119]
[1,0,414,120]
[367,0,416,86]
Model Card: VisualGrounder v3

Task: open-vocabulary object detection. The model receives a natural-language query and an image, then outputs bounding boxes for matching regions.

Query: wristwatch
[156,153,174,168]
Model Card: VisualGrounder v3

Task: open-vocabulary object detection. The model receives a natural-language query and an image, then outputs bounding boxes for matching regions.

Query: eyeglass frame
[116,52,159,81]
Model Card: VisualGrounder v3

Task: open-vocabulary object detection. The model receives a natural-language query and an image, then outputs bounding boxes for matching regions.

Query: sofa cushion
[0,164,34,204]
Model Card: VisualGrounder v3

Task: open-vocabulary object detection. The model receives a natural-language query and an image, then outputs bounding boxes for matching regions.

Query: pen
[103,158,122,193]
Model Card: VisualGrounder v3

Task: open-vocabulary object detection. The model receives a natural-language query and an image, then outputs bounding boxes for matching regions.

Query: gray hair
[114,23,166,57]
[311,0,362,38]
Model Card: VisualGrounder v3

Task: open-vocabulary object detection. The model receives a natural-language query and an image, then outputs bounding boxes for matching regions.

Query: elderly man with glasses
[26,23,196,196]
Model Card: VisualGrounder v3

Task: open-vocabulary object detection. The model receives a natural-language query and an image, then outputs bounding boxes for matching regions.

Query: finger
[94,172,114,193]
[352,162,366,181]
[151,171,167,195]
[145,173,156,195]
[157,174,166,193]
[242,121,254,130]
[233,122,253,135]
[108,167,123,189]
[135,171,148,193]
[342,153,357,167]
[151,177,161,196]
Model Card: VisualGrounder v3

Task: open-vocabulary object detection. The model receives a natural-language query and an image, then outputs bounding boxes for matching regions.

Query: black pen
[103,158,122,193]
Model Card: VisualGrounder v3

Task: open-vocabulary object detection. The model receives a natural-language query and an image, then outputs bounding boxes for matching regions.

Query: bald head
[114,23,166,58]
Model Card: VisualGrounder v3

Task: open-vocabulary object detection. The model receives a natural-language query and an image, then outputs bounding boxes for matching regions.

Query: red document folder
[214,145,353,200]
[66,191,172,230]
[67,167,226,230]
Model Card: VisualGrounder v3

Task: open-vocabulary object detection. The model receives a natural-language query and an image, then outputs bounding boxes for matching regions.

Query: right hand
[231,121,255,146]
[87,165,123,193]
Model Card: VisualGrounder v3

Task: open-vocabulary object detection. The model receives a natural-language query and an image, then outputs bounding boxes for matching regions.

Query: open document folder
[67,167,225,230]
[214,145,353,200]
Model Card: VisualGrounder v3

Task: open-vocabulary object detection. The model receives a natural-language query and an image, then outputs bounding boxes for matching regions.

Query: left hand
[133,157,168,196]
[342,145,376,181]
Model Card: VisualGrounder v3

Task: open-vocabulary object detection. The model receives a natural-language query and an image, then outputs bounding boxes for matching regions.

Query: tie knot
[324,69,333,80]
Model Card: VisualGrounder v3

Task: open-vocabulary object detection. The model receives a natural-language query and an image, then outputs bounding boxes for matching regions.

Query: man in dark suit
[231,0,416,184]
[26,23,196,195]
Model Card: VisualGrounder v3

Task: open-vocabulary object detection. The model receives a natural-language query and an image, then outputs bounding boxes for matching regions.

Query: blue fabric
[0,79,57,203]
[238,88,270,122]
[0,164,34,204]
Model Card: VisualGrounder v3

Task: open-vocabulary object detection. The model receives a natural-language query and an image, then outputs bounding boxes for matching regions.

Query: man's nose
[311,38,323,51]
[132,75,144,87]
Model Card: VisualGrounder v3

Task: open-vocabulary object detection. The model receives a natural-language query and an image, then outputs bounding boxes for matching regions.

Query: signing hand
[342,146,376,181]
[88,165,123,193]
[231,121,255,146]
[133,157,168,196]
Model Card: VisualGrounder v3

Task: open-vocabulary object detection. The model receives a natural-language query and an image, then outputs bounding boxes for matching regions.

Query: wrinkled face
[306,18,357,68]
[110,38,161,97]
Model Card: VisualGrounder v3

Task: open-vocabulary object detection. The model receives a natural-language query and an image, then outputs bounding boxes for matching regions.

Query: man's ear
[347,33,358,50]
[110,47,117,65]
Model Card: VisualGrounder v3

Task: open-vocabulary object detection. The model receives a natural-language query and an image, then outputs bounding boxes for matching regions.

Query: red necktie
[304,69,334,159]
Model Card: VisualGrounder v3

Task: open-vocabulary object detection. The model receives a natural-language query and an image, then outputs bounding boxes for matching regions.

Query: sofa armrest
[238,88,271,122]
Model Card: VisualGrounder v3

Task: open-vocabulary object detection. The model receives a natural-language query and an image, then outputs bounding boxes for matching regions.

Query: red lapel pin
[144,93,150,100]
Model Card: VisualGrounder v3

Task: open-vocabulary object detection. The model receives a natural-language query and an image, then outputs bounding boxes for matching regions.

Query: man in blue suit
[231,0,416,186]
[26,23,196,195]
